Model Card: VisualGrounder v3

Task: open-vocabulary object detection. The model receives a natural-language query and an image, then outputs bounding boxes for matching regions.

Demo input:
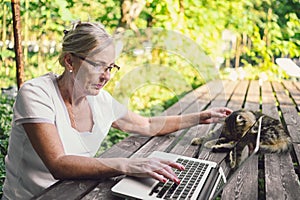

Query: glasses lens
[109,66,119,75]
[90,63,119,75]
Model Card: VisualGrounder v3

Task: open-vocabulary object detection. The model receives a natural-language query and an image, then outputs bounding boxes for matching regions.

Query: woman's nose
[100,71,110,80]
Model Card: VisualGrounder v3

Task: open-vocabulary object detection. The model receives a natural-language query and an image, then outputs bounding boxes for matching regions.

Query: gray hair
[58,21,112,67]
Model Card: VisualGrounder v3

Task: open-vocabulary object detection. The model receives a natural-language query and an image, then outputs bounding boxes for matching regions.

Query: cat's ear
[252,110,262,118]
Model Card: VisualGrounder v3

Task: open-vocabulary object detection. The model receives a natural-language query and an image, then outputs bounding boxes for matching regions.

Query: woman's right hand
[99,157,185,184]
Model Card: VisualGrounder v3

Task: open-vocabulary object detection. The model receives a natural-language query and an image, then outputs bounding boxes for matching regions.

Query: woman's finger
[148,171,167,183]
[155,160,184,183]
[159,159,185,171]
[152,167,180,184]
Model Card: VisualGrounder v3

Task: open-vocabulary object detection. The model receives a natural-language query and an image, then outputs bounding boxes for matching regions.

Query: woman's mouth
[95,84,103,89]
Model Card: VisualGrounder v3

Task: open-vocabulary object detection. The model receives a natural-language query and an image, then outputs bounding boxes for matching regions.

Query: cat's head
[225,109,257,139]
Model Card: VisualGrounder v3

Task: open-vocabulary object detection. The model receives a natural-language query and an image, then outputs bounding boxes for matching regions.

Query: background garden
[0,0,299,195]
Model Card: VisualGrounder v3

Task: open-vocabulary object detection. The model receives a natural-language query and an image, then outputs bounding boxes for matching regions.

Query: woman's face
[73,43,116,96]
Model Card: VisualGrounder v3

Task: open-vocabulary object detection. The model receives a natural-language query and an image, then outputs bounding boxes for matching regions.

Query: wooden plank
[282,81,300,170]
[209,80,240,108]
[183,80,230,114]
[168,125,210,157]
[244,80,260,111]
[292,80,300,109]
[264,153,300,200]
[221,155,259,199]
[282,80,300,110]
[163,80,227,115]
[261,81,278,117]
[273,81,300,150]
[260,81,280,200]
[263,81,300,200]
[81,180,122,200]
[33,180,101,200]
[226,80,250,110]
[281,81,300,143]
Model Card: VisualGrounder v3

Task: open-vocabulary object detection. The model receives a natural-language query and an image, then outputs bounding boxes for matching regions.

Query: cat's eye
[251,125,258,133]
[236,115,243,122]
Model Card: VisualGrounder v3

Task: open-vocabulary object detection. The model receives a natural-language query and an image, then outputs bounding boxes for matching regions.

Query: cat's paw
[191,137,205,145]
[205,142,216,149]
[205,140,236,151]
[229,151,237,169]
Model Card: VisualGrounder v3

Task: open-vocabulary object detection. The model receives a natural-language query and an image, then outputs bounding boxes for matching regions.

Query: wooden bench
[33,79,300,200]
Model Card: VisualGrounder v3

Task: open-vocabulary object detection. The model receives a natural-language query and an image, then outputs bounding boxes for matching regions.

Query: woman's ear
[64,53,73,71]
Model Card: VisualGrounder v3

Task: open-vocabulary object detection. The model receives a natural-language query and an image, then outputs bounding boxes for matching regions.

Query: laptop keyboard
[149,158,209,199]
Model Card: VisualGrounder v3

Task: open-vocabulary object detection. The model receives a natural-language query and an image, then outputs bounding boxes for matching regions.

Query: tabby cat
[191,109,292,168]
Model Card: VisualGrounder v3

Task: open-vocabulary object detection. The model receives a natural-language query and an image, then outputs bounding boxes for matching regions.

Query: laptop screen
[210,116,263,199]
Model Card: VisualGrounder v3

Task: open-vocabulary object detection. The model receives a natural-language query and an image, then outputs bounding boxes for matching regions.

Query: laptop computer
[111,116,263,200]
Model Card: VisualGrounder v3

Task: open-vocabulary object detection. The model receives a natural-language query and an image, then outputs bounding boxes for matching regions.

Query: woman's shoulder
[23,72,56,85]
[18,73,58,98]
[21,73,57,90]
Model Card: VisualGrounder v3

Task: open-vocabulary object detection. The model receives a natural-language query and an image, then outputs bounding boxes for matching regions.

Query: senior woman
[2,21,232,199]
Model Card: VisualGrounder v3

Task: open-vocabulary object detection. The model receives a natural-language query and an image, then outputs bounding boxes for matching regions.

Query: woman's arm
[112,107,232,136]
[23,123,183,183]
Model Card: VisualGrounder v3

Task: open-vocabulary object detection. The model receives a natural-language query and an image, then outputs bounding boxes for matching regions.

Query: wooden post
[11,0,24,89]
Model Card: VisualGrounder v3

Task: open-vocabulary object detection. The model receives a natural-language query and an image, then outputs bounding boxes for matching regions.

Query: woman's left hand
[200,107,232,124]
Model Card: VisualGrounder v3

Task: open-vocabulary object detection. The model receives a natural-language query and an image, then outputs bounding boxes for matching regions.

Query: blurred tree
[11,0,24,89]
[116,0,146,34]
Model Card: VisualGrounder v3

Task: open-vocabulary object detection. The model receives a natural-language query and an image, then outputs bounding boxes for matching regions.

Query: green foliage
[0,95,14,196]
[97,128,129,156]
[1,0,299,86]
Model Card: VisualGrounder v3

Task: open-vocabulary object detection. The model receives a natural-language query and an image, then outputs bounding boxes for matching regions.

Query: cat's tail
[259,137,292,153]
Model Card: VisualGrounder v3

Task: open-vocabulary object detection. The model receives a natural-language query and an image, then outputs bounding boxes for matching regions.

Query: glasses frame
[71,53,120,74]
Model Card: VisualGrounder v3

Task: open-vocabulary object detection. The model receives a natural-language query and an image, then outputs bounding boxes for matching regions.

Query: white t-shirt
[2,73,127,199]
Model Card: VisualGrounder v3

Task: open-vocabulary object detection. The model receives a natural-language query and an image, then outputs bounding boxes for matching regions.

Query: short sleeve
[110,94,128,121]
[13,82,55,125]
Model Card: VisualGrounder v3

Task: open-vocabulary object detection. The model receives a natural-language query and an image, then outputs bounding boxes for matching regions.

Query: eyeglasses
[71,53,120,75]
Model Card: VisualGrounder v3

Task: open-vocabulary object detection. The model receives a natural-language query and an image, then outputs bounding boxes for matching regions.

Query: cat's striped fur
[191,109,292,168]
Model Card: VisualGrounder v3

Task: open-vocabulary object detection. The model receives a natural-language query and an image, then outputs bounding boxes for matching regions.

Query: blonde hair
[58,21,112,67]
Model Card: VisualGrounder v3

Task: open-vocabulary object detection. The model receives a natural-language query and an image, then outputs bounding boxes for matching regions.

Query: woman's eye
[106,67,113,72]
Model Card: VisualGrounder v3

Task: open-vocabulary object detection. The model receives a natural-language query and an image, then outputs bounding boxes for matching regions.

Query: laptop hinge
[197,166,220,200]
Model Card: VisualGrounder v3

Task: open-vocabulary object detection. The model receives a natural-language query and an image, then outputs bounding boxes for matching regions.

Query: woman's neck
[57,72,93,132]
[57,72,85,106]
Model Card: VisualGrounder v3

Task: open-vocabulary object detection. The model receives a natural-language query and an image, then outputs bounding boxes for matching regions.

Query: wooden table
[34,80,300,200]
